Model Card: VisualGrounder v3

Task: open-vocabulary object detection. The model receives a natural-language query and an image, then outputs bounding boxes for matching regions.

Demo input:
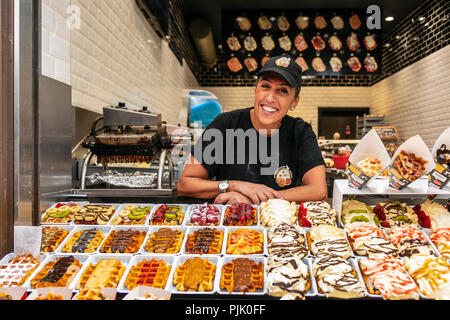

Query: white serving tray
[108,203,155,226]
[223,227,267,256]
[181,226,226,255]
[184,203,225,227]
[98,226,149,254]
[55,225,112,255]
[147,204,190,226]
[40,201,89,225]
[40,225,75,254]
[139,226,187,255]
[222,204,260,227]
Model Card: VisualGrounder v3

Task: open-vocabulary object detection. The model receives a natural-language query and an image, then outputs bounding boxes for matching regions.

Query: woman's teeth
[262,105,277,113]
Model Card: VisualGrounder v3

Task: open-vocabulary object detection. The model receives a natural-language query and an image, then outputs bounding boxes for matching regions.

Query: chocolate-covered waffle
[226,228,264,255]
[62,229,105,253]
[125,259,172,290]
[41,226,70,253]
[185,228,224,254]
[392,150,428,181]
[110,205,152,225]
[100,229,146,254]
[77,258,126,289]
[219,258,264,293]
[0,254,41,287]
[223,204,257,226]
[172,257,216,292]
[30,256,82,288]
[267,223,308,259]
[144,228,184,254]
[42,202,81,224]
[312,256,365,299]
[74,204,115,225]
[151,205,185,225]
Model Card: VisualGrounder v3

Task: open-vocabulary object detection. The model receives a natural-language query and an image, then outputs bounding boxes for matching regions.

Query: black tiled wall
[170,0,448,87]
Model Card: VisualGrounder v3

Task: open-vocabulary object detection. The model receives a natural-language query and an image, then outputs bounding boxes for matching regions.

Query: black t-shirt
[192,107,325,191]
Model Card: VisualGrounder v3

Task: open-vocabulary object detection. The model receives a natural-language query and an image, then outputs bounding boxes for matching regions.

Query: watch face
[219,181,229,191]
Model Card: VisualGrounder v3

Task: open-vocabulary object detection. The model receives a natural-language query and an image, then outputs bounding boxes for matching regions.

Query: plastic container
[55,225,112,255]
[224,227,267,256]
[139,226,187,255]
[332,155,350,169]
[98,226,149,254]
[181,226,226,255]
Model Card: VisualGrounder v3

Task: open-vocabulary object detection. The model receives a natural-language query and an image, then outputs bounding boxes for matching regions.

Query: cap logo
[275,57,291,67]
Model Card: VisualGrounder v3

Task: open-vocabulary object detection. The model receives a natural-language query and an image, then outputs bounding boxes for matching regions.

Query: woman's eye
[261,84,270,88]
[279,88,288,94]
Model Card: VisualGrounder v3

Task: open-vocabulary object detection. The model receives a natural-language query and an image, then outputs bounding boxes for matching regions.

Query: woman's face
[252,72,300,131]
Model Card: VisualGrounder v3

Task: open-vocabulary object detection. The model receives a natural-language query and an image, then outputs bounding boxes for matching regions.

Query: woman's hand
[214,191,252,205]
[229,181,284,204]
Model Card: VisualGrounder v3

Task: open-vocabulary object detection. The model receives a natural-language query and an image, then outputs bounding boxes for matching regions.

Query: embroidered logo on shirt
[275,57,291,67]
[274,165,293,187]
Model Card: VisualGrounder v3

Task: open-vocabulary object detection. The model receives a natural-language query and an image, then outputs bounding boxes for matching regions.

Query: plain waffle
[172,257,216,292]
[30,256,82,288]
[185,228,224,254]
[62,229,105,253]
[226,229,264,255]
[77,258,126,289]
[0,254,41,287]
[125,259,172,290]
[219,258,264,293]
[100,229,146,254]
[74,287,110,300]
[41,226,69,253]
[144,228,184,254]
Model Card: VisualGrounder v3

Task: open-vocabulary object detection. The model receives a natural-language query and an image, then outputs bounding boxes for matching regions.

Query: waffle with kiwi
[109,205,152,225]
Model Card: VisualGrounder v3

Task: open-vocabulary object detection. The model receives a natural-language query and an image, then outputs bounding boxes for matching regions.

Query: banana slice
[124,205,136,211]
[119,210,130,218]
[110,217,122,225]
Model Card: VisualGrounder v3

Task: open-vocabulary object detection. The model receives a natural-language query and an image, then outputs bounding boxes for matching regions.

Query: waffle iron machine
[79,103,174,190]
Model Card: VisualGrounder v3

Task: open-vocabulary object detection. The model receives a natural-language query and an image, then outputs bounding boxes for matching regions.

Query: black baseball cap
[257,54,302,89]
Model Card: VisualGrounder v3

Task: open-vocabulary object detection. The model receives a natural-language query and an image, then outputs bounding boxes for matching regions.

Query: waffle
[77,258,126,289]
[299,201,337,227]
[430,228,450,258]
[41,226,69,253]
[100,229,146,254]
[308,225,353,259]
[125,259,171,291]
[0,254,41,287]
[373,202,418,228]
[187,203,221,226]
[172,257,216,292]
[144,228,184,254]
[0,293,12,300]
[312,255,365,299]
[223,204,257,226]
[219,258,264,293]
[345,224,397,257]
[185,228,224,254]
[341,200,379,227]
[62,229,105,253]
[259,199,297,227]
[388,226,434,257]
[226,228,264,255]
[266,257,310,300]
[34,293,64,300]
[150,205,185,225]
[74,204,115,225]
[42,202,81,224]
[30,256,82,288]
[110,205,152,225]
[356,157,383,177]
[267,223,308,259]
[393,150,428,181]
[75,287,110,300]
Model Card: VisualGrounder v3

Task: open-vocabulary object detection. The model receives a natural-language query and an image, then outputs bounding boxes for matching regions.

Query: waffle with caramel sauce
[144,228,184,254]
[185,228,224,254]
[41,226,70,253]
[226,228,264,255]
[30,256,82,288]
[77,258,126,289]
[219,258,264,293]
[125,259,172,291]
[99,229,146,254]
[172,257,216,292]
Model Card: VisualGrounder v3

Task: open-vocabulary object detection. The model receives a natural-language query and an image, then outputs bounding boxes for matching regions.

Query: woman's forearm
[278,184,328,203]
[176,176,220,199]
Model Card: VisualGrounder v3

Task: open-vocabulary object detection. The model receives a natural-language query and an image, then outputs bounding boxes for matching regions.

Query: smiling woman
[177,54,327,205]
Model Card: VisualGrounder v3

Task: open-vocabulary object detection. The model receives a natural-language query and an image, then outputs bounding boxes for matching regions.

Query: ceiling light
[385,16,394,22]
[418,16,425,21]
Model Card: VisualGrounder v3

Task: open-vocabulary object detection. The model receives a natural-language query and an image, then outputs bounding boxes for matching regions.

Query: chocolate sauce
[193,228,215,254]
[40,256,75,283]
[72,229,97,253]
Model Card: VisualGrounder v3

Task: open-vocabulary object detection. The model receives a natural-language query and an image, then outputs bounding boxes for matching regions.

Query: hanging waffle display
[0,254,41,287]
[185,228,224,254]
[99,229,146,254]
[77,258,126,289]
[172,257,216,292]
[30,256,82,288]
[226,228,264,255]
[222,9,381,75]
[219,258,264,293]
[125,259,172,291]
[144,228,184,254]
[62,228,105,253]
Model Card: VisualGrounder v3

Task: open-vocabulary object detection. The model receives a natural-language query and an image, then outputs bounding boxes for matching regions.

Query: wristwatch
[218,180,230,193]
